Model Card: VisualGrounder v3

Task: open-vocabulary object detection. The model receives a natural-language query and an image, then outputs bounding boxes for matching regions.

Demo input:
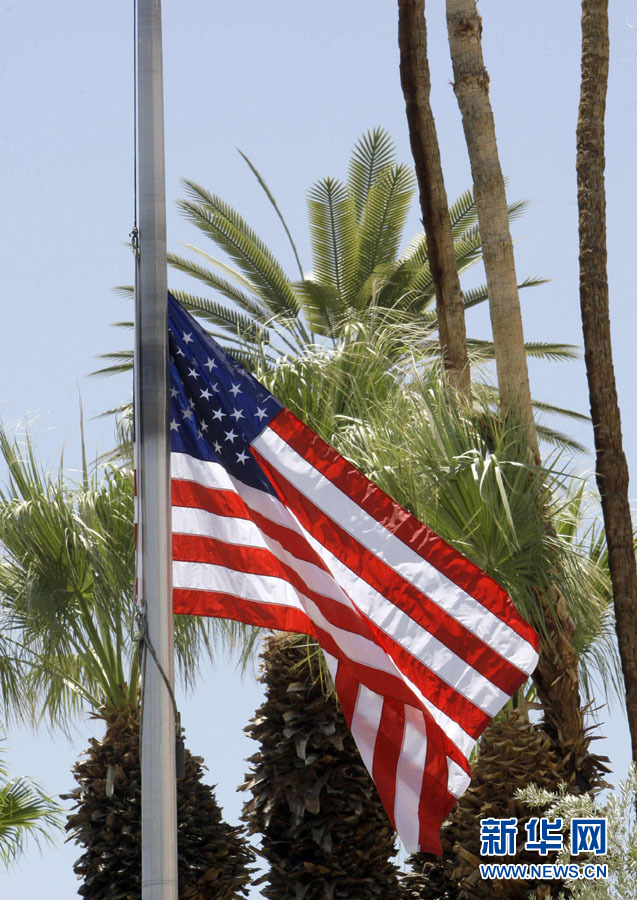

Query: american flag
[167,293,539,854]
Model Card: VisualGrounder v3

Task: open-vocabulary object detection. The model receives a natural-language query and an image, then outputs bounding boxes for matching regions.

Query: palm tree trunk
[397,0,470,398]
[445,0,537,456]
[64,705,254,900]
[445,0,601,790]
[577,0,637,764]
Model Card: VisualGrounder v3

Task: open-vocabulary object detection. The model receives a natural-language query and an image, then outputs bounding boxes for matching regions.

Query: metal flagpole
[136,1,178,898]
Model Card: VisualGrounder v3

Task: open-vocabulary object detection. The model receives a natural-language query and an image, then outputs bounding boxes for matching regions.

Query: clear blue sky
[1,1,636,895]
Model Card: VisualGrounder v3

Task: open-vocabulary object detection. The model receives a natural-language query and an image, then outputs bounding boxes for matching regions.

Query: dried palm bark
[63,705,254,900]
[241,634,402,900]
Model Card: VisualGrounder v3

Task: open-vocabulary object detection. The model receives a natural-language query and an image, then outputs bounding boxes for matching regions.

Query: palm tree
[445,0,537,452]
[0,746,62,869]
[576,0,637,766]
[0,428,254,899]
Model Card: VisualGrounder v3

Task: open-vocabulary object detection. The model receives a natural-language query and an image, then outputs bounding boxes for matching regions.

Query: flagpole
[136,1,178,899]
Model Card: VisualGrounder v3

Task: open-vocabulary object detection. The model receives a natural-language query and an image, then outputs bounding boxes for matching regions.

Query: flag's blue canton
[167,293,282,494]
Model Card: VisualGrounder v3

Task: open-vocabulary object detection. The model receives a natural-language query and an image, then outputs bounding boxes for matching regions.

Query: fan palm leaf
[0,747,62,868]
[0,426,226,724]
[0,426,256,897]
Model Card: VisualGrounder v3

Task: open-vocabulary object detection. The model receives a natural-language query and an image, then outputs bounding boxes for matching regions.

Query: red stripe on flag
[334,661,357,727]
[173,588,309,634]
[357,607,490,739]
[418,720,457,856]
[175,576,433,712]
[442,734,471,777]
[269,409,539,652]
[371,698,403,830]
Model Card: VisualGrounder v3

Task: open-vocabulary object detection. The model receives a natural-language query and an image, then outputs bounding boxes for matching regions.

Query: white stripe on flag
[394,705,428,852]
[350,684,385,779]
[289,522,510,717]
[447,758,472,799]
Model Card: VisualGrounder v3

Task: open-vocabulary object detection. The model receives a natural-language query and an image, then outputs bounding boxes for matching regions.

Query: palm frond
[448,187,479,237]
[347,127,397,219]
[168,253,268,318]
[355,164,416,297]
[462,275,549,310]
[295,278,340,337]
[474,384,589,450]
[0,748,62,868]
[448,191,528,240]
[533,423,587,453]
[452,224,483,272]
[404,223,483,299]
[179,180,300,321]
[179,244,260,293]
[307,176,359,304]
[522,342,580,361]
[466,339,580,362]
[238,149,304,279]
[92,350,134,378]
[505,197,529,225]
[531,399,590,423]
